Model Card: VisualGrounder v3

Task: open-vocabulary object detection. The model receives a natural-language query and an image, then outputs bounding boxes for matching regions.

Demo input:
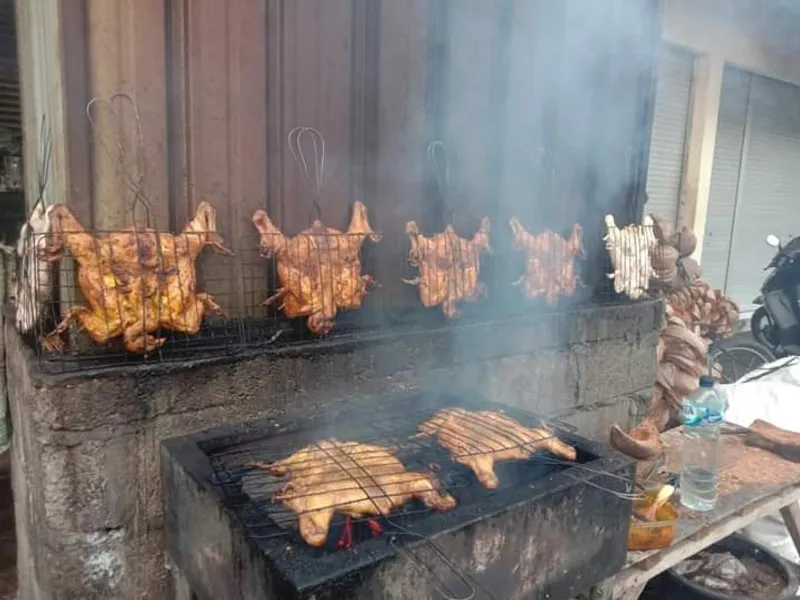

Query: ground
[0,452,15,599]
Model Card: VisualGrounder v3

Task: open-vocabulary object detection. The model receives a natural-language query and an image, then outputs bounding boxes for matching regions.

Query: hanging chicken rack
[23,103,657,375]
[24,94,247,373]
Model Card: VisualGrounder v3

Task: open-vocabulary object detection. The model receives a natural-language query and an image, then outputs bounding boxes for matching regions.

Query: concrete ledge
[7,299,662,599]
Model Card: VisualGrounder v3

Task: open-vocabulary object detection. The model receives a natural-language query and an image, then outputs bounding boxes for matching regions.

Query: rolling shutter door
[726,74,800,311]
[644,45,694,226]
[703,67,749,294]
[0,0,19,141]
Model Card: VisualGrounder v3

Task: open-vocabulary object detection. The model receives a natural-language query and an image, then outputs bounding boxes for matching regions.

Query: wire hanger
[288,126,326,225]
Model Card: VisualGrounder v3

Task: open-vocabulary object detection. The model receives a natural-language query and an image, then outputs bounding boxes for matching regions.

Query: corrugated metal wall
[18,0,661,317]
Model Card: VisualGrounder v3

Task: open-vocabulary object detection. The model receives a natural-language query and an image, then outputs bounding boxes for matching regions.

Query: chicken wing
[509,218,584,304]
[39,202,232,354]
[248,439,456,548]
[403,218,491,318]
[252,202,381,334]
[418,408,577,489]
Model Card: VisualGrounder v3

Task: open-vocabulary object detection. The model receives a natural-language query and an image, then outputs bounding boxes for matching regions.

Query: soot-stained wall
[7,299,661,599]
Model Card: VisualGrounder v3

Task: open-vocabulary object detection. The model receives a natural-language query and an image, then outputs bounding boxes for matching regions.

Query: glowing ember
[368,518,383,536]
[336,517,354,549]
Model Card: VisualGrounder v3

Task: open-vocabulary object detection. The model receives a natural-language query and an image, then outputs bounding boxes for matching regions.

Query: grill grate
[203,395,583,551]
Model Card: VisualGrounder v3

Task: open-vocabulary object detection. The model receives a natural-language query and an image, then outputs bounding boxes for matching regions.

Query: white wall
[659,0,800,263]
[663,0,800,87]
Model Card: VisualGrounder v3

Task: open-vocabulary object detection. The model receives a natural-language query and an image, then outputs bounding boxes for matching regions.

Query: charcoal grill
[162,392,634,600]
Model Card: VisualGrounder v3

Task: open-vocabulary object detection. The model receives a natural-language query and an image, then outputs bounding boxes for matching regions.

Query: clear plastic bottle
[680,375,725,511]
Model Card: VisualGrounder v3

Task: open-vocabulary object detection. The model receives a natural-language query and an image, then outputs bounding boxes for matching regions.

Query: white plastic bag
[716,357,800,572]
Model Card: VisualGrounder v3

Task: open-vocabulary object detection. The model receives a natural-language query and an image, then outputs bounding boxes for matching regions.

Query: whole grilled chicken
[252,201,381,334]
[39,202,232,354]
[509,218,584,304]
[403,218,491,318]
[248,439,456,548]
[418,408,577,489]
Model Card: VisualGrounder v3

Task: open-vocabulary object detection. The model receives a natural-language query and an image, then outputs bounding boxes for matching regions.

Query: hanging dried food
[252,201,380,335]
[650,214,701,291]
[509,218,584,304]
[610,312,730,461]
[609,215,740,462]
[666,281,740,339]
[40,202,233,354]
[403,218,491,318]
[603,214,658,300]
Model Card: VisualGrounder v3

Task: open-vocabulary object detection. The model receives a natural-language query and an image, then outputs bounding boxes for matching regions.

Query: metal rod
[287,126,326,223]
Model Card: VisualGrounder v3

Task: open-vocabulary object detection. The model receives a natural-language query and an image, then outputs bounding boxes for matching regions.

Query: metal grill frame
[202,393,617,549]
[22,213,659,375]
[163,391,635,595]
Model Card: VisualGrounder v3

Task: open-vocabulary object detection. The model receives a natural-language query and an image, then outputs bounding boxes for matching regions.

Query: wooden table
[590,425,800,599]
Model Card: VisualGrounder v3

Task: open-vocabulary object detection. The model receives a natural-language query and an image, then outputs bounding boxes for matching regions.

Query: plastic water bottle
[680,375,725,511]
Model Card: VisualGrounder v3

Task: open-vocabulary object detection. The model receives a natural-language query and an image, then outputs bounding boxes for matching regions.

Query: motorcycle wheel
[709,338,776,384]
[750,306,776,349]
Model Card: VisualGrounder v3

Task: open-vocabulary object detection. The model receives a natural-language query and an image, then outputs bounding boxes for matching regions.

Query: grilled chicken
[509,218,584,304]
[403,218,491,318]
[248,439,456,548]
[418,408,577,489]
[252,202,381,335]
[39,202,232,354]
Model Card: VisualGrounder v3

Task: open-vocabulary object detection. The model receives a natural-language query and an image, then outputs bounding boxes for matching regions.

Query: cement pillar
[679,53,724,262]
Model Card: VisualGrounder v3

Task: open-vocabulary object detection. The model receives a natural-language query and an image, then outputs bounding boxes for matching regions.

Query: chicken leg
[42,306,124,352]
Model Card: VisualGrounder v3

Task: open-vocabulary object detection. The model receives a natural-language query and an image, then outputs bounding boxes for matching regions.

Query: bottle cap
[699,375,714,388]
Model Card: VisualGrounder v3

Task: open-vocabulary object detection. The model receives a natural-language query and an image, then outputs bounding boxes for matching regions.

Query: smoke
[362,0,663,409]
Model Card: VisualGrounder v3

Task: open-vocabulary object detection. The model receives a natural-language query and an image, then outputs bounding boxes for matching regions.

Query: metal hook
[533,147,556,184]
[36,115,53,208]
[427,140,454,224]
[87,92,153,227]
[287,126,326,224]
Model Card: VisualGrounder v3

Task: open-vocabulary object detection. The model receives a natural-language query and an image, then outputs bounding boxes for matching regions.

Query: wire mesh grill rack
[22,205,666,374]
[25,209,245,372]
[243,225,386,340]
[203,394,591,552]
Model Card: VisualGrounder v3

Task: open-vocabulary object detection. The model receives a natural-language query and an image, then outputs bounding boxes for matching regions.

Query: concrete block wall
[6,300,662,599]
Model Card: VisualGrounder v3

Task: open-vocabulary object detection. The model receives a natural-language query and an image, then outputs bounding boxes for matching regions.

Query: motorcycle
[751,233,800,357]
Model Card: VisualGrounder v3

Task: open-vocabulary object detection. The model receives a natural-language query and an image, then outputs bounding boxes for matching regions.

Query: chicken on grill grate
[509,218,584,304]
[248,439,456,548]
[403,218,491,318]
[418,408,577,489]
[252,202,381,335]
[39,202,232,354]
